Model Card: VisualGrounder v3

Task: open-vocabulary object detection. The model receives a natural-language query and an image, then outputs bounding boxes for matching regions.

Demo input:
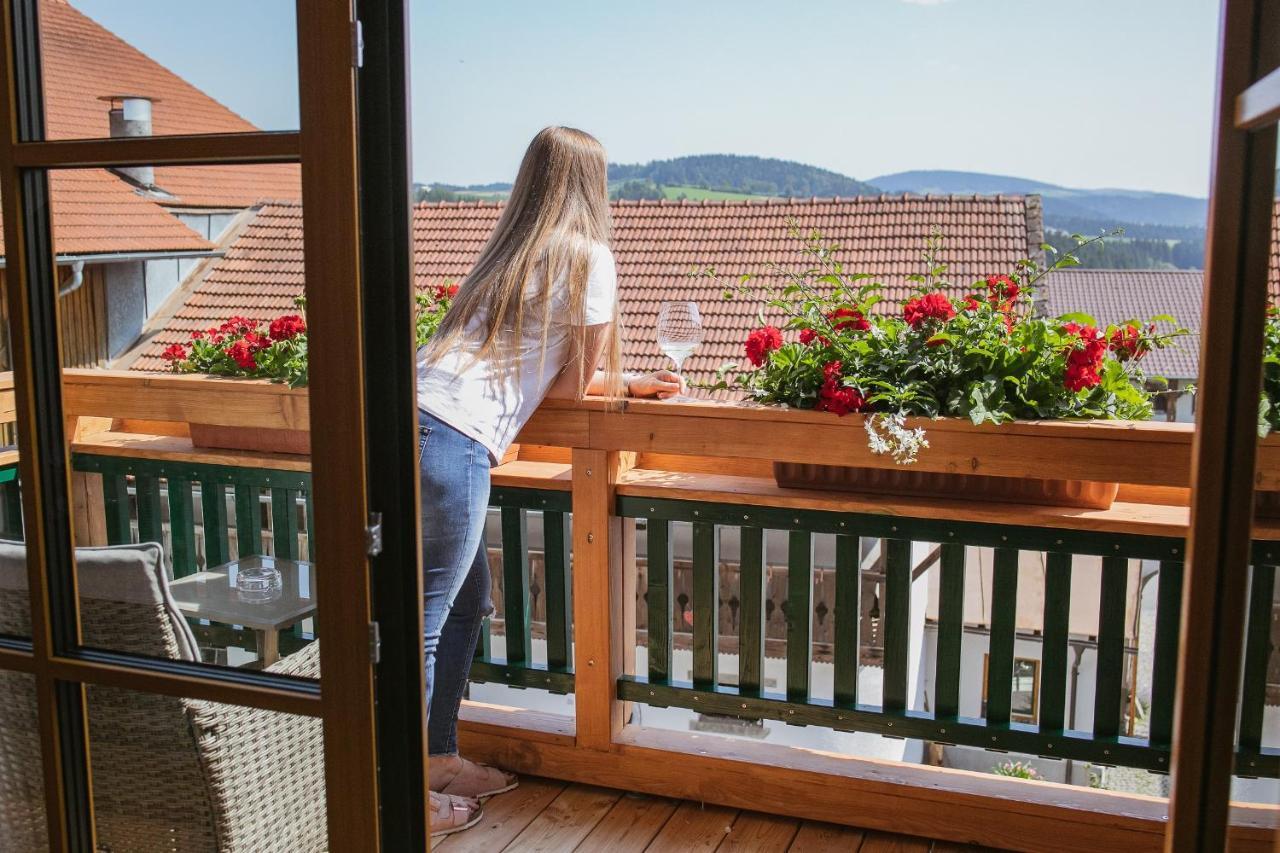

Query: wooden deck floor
[433,777,999,852]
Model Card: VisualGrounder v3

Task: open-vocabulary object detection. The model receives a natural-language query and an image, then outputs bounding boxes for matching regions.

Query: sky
[70,0,1222,198]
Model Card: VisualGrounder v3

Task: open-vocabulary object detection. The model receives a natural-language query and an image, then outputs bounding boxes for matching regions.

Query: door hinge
[352,19,364,68]
[365,512,383,556]
[369,621,381,664]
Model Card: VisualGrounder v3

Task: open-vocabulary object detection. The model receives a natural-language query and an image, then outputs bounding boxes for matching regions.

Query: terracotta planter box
[773,462,1120,510]
[189,423,310,456]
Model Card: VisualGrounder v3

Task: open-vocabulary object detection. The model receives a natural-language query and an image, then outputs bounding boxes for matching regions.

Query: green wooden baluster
[646,517,673,684]
[167,477,197,578]
[933,542,965,719]
[1039,551,1073,734]
[501,507,530,665]
[1239,564,1276,754]
[738,525,765,697]
[832,533,860,707]
[883,538,911,713]
[134,474,163,545]
[201,482,229,569]
[543,511,572,671]
[271,488,301,560]
[1148,560,1183,747]
[691,521,718,689]
[1093,555,1128,740]
[786,529,813,702]
[985,547,1020,726]
[1,480,22,540]
[235,485,262,557]
[101,473,132,545]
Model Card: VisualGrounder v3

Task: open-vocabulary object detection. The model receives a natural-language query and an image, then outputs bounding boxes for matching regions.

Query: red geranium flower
[986,274,1020,306]
[244,331,271,352]
[963,294,982,312]
[822,360,843,381]
[434,283,460,301]
[799,328,829,346]
[269,314,307,341]
[828,307,870,333]
[190,330,205,340]
[1062,322,1107,391]
[225,339,258,370]
[745,326,783,367]
[1108,323,1147,362]
[161,343,187,362]
[816,375,865,416]
[903,292,956,328]
[220,316,254,336]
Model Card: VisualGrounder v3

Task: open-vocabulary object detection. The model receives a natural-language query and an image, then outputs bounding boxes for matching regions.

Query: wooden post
[571,448,634,750]
[1167,1,1279,850]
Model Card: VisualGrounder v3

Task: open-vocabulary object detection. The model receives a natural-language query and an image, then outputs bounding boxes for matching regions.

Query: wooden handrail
[58,370,1280,490]
[58,372,1280,852]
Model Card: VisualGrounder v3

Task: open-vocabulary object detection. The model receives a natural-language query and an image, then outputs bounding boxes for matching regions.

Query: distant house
[1042,269,1203,423]
[132,195,1046,383]
[0,0,299,370]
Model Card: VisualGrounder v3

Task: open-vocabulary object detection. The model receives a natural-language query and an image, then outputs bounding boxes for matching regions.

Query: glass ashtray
[234,557,283,603]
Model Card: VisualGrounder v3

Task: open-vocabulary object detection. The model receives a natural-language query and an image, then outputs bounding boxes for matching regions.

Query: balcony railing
[38,369,1280,850]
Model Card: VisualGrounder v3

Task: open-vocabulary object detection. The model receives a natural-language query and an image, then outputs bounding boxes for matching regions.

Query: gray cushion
[0,539,199,662]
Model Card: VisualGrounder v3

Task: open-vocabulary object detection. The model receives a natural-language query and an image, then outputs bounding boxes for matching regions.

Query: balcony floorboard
[432,777,1000,852]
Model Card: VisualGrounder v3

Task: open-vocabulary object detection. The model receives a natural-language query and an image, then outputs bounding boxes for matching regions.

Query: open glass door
[1168,0,1279,849]
[0,1,425,849]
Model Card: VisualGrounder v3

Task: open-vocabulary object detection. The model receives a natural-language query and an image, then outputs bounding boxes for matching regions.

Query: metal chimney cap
[98,94,157,120]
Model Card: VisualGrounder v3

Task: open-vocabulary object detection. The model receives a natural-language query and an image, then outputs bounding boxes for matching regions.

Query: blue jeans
[419,410,492,756]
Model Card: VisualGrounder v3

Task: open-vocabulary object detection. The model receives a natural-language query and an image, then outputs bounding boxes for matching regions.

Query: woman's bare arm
[545,323,684,399]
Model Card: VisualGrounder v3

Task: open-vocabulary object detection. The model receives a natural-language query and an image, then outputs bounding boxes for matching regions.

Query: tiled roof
[1042,269,1202,380]
[414,195,1043,384]
[132,201,301,370]
[135,196,1043,382]
[29,0,299,220]
[0,168,211,257]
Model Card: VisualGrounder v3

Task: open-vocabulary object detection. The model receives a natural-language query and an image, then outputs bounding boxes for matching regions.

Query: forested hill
[608,155,879,198]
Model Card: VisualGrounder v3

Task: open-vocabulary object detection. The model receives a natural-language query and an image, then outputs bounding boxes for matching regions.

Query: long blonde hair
[423,126,623,400]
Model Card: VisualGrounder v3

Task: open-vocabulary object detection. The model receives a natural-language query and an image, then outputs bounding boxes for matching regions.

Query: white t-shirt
[417,241,617,464]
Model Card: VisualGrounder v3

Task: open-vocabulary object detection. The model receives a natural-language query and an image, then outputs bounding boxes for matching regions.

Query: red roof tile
[132,201,301,369]
[37,0,300,210]
[1042,269,1203,380]
[134,196,1042,381]
[1271,199,1279,299]
[0,168,211,257]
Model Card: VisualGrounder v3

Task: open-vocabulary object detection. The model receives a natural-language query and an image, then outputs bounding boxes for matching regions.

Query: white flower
[865,413,930,465]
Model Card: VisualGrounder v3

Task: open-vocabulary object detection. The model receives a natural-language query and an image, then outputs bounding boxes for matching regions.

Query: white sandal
[428,791,483,838]
[431,755,520,800]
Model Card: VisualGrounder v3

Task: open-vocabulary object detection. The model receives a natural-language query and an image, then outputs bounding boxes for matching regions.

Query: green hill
[608,154,879,198]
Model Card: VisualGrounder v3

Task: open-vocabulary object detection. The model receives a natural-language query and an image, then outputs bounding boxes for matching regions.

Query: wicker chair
[0,540,328,853]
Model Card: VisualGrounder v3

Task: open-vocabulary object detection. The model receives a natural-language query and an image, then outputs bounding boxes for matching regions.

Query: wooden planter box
[188,422,311,456]
[773,461,1120,510]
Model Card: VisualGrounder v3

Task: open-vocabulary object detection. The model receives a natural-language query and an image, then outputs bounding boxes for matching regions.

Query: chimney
[103,95,155,187]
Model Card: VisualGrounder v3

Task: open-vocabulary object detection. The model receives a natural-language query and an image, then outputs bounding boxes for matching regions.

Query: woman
[416,126,684,835]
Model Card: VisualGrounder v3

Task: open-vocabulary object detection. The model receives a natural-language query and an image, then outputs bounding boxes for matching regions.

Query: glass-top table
[168,555,315,666]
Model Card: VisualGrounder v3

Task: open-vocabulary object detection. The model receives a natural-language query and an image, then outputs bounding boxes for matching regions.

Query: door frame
[0,1,423,849]
[1169,0,1279,850]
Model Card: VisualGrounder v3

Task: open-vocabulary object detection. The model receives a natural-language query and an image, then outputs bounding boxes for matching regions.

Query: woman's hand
[628,370,686,399]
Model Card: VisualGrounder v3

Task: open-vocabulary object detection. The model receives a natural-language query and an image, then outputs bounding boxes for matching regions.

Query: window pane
[38,0,297,140]
[0,304,26,642]
[87,684,325,852]
[50,165,317,675]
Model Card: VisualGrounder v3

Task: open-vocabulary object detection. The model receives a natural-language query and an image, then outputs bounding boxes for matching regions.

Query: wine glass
[656,300,703,399]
